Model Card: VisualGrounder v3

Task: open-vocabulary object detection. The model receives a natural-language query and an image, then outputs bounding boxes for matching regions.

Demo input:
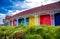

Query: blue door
[18,19,24,25]
[18,19,22,25]
[26,17,29,25]
[54,13,60,26]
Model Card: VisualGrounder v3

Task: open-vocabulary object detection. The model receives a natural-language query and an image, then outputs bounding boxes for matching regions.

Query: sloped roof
[12,1,60,18]
[5,15,12,20]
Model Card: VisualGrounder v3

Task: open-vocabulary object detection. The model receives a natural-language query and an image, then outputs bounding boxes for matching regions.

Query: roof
[12,1,60,18]
[5,16,12,20]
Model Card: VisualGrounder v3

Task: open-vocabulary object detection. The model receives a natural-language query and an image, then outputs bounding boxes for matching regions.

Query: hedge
[0,25,60,39]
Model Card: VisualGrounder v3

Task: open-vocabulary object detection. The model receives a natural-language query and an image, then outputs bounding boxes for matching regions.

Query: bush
[0,25,60,39]
[25,34,43,39]
[13,31,25,39]
[26,26,36,34]
[54,26,60,39]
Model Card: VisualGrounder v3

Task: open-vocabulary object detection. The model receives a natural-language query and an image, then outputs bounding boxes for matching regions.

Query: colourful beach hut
[4,1,60,26]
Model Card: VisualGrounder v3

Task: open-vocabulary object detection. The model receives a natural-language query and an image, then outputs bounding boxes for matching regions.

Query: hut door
[40,14,51,25]
[54,13,60,26]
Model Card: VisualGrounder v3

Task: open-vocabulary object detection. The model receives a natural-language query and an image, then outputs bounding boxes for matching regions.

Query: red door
[40,14,51,25]
[13,20,17,26]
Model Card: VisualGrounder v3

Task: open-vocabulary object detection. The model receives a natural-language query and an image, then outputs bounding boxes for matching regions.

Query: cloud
[7,8,31,16]
[3,0,59,16]
[0,13,6,24]
[24,0,59,8]
[7,10,24,16]
[7,0,59,16]
[10,0,44,9]
[0,0,59,14]
[0,7,8,13]
[24,0,44,8]
[0,13,6,19]
[6,0,45,16]
[9,1,29,10]
[9,0,59,10]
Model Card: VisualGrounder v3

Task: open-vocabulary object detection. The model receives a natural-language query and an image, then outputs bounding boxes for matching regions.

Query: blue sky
[0,0,59,24]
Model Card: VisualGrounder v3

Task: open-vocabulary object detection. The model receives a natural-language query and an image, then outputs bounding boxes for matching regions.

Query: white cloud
[10,0,59,10]
[7,9,32,16]
[0,13,6,24]
[1,7,8,11]
[9,0,29,10]
[7,0,59,16]
[24,0,59,8]
[24,0,44,8]
[44,0,60,4]
[0,13,6,19]
[7,10,24,16]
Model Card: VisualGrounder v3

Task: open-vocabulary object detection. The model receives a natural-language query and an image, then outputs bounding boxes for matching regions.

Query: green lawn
[0,25,60,39]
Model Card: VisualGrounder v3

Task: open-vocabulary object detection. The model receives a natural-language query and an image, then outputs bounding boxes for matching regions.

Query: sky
[0,0,59,24]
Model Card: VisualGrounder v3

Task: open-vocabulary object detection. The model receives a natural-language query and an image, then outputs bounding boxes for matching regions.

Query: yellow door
[29,16,35,26]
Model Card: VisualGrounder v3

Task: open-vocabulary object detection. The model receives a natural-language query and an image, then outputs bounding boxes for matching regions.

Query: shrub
[54,26,60,39]
[13,31,25,39]
[43,33,55,39]
[25,34,43,39]
[0,25,60,39]
[26,26,36,34]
